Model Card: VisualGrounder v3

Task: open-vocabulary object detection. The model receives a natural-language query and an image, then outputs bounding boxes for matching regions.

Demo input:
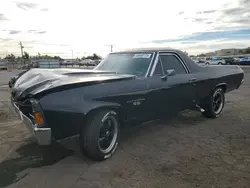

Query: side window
[159,55,186,74]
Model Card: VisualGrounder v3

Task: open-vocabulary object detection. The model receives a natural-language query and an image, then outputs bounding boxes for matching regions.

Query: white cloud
[0,0,249,58]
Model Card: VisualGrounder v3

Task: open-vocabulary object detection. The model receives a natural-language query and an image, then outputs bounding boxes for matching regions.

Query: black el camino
[10,48,244,161]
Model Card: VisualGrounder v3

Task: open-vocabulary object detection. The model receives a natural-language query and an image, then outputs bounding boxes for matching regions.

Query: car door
[147,53,196,118]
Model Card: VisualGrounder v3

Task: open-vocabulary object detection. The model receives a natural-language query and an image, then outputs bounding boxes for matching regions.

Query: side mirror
[166,69,176,76]
[160,69,176,81]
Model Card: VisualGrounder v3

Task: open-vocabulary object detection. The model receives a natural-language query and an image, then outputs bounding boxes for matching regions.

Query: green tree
[53,56,62,60]
[23,51,30,60]
[92,53,102,60]
[5,53,16,62]
[198,53,206,57]
[245,47,250,54]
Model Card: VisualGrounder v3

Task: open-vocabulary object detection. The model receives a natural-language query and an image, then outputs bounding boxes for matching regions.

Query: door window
[153,54,187,75]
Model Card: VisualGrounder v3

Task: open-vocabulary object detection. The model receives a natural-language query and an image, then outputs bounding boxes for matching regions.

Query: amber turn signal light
[33,112,45,125]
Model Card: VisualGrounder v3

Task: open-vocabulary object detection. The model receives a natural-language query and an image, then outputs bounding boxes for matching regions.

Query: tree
[198,53,206,57]
[5,53,16,62]
[23,51,30,60]
[245,47,250,54]
[92,53,102,60]
[4,53,16,68]
[53,56,62,60]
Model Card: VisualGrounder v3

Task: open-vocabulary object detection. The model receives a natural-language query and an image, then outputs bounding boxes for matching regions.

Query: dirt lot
[1,68,250,188]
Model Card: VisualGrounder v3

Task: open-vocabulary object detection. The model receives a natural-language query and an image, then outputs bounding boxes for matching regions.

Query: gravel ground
[0,70,23,86]
[0,68,250,188]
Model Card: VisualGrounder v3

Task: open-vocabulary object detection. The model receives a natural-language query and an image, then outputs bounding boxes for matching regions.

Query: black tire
[202,87,225,118]
[205,62,209,65]
[218,62,222,65]
[80,109,120,161]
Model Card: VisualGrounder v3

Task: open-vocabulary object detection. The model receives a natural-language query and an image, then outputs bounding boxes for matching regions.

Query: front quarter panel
[38,78,147,139]
[39,88,120,139]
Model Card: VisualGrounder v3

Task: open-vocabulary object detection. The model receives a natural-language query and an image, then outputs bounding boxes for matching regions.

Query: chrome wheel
[98,113,118,153]
[212,90,224,114]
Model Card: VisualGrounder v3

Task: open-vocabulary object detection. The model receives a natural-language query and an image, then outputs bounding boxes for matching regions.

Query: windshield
[94,52,154,76]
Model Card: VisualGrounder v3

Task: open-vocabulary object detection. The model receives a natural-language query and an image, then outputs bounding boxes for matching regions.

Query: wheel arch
[83,103,124,126]
[212,83,227,93]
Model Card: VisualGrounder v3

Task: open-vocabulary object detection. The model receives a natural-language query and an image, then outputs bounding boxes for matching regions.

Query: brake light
[33,112,45,125]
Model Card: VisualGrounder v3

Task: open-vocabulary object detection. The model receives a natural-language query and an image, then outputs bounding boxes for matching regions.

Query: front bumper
[11,100,51,145]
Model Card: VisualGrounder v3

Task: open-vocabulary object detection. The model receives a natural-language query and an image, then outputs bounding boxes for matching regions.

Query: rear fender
[199,83,227,108]
[212,83,227,93]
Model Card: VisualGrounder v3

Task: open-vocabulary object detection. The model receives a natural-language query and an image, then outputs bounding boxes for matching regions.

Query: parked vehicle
[196,59,206,64]
[239,57,250,65]
[18,63,34,70]
[10,48,244,161]
[0,60,7,70]
[79,59,96,66]
[205,57,226,65]
[223,57,239,65]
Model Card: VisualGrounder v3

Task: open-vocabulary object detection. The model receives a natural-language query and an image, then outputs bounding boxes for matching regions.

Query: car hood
[11,68,135,100]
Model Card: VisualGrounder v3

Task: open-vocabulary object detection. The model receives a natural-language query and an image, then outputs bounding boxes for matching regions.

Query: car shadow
[0,110,207,187]
[121,110,207,142]
[0,139,74,187]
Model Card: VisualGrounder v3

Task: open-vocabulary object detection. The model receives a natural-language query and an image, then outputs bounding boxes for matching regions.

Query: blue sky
[0,0,250,58]
[149,29,250,44]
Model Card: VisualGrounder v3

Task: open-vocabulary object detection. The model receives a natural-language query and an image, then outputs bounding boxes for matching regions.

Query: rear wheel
[205,62,209,65]
[218,62,222,65]
[80,109,120,161]
[202,87,225,118]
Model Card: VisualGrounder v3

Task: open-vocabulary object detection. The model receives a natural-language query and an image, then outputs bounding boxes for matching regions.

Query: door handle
[188,77,196,82]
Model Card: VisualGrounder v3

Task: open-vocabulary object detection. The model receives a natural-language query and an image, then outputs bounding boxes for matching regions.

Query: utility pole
[71,49,74,67]
[19,41,24,64]
[105,44,114,52]
[19,41,24,57]
[71,49,73,60]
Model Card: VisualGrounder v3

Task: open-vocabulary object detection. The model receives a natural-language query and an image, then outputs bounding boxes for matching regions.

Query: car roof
[110,47,182,54]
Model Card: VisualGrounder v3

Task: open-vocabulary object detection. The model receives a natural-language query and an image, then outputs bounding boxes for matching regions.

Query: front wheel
[202,87,225,118]
[80,109,120,161]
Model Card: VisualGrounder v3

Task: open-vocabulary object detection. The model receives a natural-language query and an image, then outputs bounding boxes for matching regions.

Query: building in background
[32,59,61,68]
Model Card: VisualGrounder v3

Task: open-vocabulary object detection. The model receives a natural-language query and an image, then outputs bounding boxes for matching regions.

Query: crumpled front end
[11,97,52,146]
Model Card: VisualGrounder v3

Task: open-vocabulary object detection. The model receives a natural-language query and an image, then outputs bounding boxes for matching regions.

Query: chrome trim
[149,51,190,76]
[12,101,51,145]
[145,52,156,77]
